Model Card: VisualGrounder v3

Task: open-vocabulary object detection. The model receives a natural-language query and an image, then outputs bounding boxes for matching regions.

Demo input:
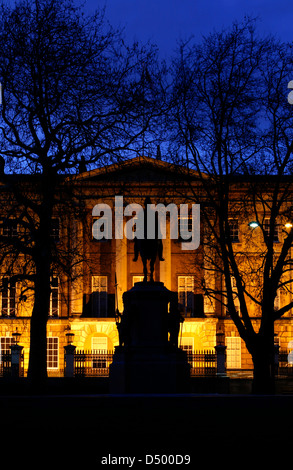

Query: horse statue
[133,197,164,282]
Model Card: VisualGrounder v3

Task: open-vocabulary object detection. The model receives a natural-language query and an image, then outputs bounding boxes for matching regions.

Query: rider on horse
[133,197,164,282]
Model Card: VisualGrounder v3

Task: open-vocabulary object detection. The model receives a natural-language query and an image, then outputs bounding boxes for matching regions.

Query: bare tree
[0,0,163,384]
[168,18,293,393]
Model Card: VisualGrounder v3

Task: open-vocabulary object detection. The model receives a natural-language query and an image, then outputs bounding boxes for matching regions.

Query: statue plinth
[123,282,169,349]
[109,282,190,393]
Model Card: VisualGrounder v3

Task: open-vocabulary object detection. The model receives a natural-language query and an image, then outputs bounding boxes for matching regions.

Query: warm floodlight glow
[65,331,75,345]
[12,328,21,345]
[285,222,293,229]
[248,221,259,229]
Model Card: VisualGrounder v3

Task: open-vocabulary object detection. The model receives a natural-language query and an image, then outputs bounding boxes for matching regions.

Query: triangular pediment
[73,156,203,183]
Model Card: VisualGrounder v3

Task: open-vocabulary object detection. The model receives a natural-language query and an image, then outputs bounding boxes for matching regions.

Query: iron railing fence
[2,348,293,379]
[74,349,114,377]
[186,350,217,376]
[0,352,24,377]
[73,348,217,377]
[278,350,293,376]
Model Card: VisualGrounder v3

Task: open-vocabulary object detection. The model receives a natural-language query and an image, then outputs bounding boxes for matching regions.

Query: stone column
[159,223,171,289]
[115,238,127,312]
[64,344,76,378]
[10,344,23,378]
[215,344,227,375]
[70,220,84,315]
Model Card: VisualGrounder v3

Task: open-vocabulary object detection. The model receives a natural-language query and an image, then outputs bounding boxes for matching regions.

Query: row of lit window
[91,275,197,317]
[0,335,243,370]
[228,217,289,243]
[92,215,290,243]
[0,336,59,369]
[0,274,198,317]
[1,215,290,245]
[0,272,286,319]
[0,277,59,317]
[0,218,60,241]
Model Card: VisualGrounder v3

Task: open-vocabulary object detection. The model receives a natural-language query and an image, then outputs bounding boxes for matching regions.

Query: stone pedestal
[64,344,76,378]
[10,344,23,378]
[215,345,227,375]
[109,282,190,393]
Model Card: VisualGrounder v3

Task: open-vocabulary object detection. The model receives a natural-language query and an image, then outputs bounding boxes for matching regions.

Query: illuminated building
[0,155,292,376]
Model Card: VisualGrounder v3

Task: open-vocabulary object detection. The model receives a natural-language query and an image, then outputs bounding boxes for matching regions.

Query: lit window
[0,337,13,363]
[47,337,59,370]
[225,276,240,316]
[226,336,241,369]
[178,276,194,316]
[1,278,16,316]
[91,276,108,317]
[91,337,108,369]
[133,276,144,285]
[49,277,59,317]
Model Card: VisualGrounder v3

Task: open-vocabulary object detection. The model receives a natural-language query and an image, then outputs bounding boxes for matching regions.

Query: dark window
[264,218,279,242]
[51,218,60,242]
[229,219,239,243]
[1,219,18,238]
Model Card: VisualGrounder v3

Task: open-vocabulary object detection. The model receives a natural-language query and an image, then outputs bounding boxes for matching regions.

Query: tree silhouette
[168,18,293,393]
[0,0,163,385]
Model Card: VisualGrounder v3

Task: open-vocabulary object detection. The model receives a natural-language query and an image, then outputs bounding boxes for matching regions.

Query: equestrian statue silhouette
[133,197,164,282]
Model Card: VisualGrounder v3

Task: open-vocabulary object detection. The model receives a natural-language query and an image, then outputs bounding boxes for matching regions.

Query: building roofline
[71,155,204,181]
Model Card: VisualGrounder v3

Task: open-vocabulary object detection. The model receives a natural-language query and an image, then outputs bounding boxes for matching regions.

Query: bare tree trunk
[27,179,54,386]
[27,253,51,386]
[28,248,50,384]
[252,353,275,394]
[251,333,275,394]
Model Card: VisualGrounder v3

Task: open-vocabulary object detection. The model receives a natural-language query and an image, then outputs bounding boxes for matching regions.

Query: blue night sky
[85,0,293,56]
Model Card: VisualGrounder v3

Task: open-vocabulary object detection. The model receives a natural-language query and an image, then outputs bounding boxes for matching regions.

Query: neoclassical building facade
[0,156,292,376]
